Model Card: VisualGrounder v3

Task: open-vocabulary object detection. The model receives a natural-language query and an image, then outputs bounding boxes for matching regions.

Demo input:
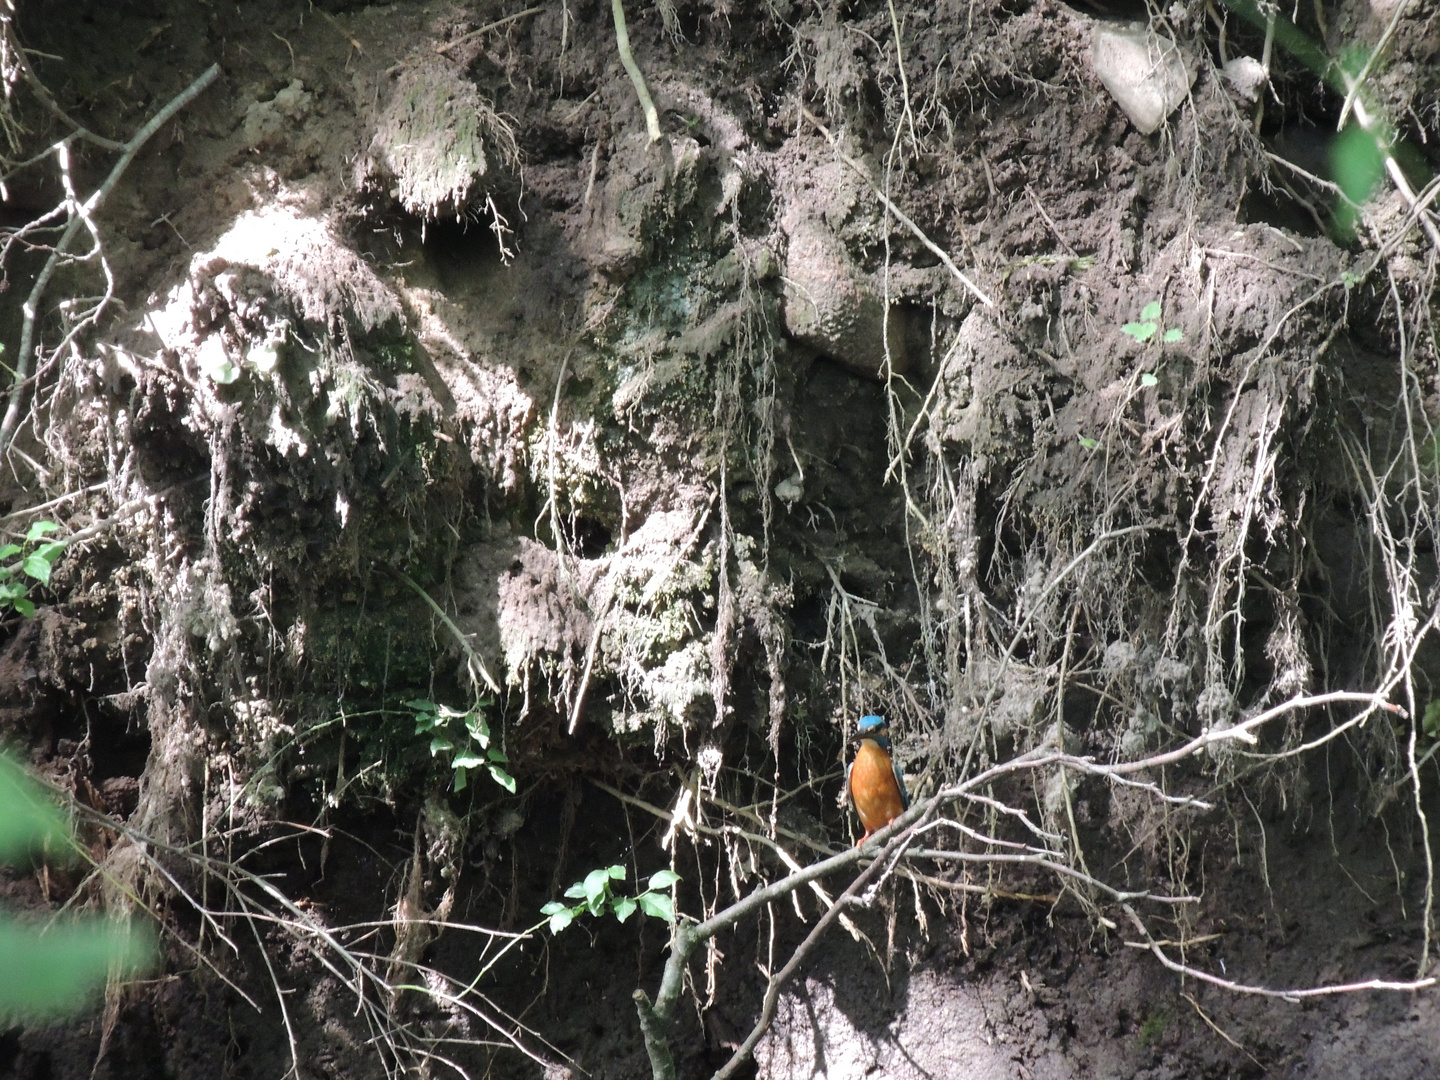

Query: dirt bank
[2,1,1439,1077]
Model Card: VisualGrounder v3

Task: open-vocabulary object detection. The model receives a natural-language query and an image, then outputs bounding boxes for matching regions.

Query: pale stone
[1091,25,1197,135]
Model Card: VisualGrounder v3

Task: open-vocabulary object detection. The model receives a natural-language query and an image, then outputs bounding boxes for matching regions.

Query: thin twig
[911,849,1195,904]
[1180,991,1260,1064]
[0,63,221,451]
[0,17,124,151]
[388,566,500,693]
[710,817,914,1080]
[801,106,992,308]
[0,480,106,531]
[1121,904,1436,999]
[435,6,543,55]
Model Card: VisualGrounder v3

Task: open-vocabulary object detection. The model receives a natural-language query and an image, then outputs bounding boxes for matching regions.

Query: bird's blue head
[853,714,892,749]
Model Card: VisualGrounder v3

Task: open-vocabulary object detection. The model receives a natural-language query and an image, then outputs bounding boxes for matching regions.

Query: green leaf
[20,555,51,585]
[1140,373,1158,388]
[246,342,279,373]
[1140,301,1162,321]
[0,918,153,1019]
[0,581,27,601]
[1162,327,1183,343]
[1423,701,1440,739]
[1420,435,1440,476]
[583,868,612,907]
[0,544,20,560]
[202,352,240,385]
[452,751,485,769]
[547,908,574,934]
[487,746,508,763]
[1121,321,1157,343]
[407,701,447,731]
[24,521,59,543]
[428,736,454,757]
[0,755,69,863]
[611,896,637,923]
[636,892,674,921]
[12,598,34,618]
[452,767,467,793]
[647,869,681,890]
[487,764,517,793]
[464,712,489,746]
[1078,436,1099,450]
[563,882,588,900]
[607,864,627,881]
[540,901,568,916]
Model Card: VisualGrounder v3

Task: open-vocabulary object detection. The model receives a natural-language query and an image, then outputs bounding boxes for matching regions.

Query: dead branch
[69,798,569,1077]
[628,686,1407,1078]
[0,63,221,452]
[709,811,922,1080]
[1121,904,1436,999]
[389,566,501,693]
[435,6,543,56]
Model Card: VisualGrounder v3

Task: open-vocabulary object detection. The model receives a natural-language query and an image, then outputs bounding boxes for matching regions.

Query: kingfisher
[848,714,910,845]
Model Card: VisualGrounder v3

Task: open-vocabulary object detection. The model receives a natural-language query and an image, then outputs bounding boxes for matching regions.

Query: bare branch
[0,63,221,451]
[1121,904,1437,1000]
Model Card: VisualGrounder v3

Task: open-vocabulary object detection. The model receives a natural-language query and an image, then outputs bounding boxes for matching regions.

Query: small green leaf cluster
[0,754,152,1018]
[1121,301,1183,346]
[0,521,66,618]
[407,699,515,793]
[1079,302,1186,451]
[200,323,288,385]
[541,866,680,934]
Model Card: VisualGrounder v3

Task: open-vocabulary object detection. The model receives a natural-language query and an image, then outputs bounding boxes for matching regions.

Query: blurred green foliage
[1331,123,1387,236]
[1422,701,1440,741]
[1219,0,1431,237]
[0,753,153,1020]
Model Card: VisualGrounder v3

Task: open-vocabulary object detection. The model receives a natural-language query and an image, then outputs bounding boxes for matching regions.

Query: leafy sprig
[0,753,152,1017]
[541,866,681,934]
[1121,300,1184,345]
[0,521,66,618]
[406,698,516,793]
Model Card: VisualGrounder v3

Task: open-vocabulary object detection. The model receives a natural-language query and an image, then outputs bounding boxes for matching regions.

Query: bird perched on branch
[848,714,909,845]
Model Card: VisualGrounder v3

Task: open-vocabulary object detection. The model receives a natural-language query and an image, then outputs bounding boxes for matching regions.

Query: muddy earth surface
[2,0,1440,1077]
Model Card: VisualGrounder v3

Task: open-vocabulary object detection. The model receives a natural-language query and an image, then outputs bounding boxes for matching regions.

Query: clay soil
[2,1,1440,1078]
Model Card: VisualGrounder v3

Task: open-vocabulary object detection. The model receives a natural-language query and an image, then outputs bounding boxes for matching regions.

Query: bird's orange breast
[849,739,906,836]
